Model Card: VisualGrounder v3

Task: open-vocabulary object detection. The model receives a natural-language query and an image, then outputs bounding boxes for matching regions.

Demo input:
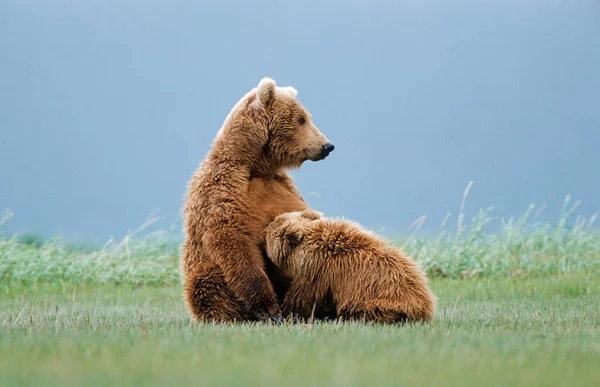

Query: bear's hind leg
[183,260,248,322]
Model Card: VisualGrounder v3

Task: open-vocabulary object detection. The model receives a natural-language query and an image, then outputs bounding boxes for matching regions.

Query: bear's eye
[298,117,306,125]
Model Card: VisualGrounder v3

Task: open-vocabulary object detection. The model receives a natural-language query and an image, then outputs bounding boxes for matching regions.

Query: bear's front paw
[250,301,283,323]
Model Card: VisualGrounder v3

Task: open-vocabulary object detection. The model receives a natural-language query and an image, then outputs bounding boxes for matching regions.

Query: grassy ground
[1,276,599,387]
[1,197,600,386]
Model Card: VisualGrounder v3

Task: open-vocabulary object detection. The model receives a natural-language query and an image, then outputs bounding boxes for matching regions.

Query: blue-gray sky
[1,0,599,242]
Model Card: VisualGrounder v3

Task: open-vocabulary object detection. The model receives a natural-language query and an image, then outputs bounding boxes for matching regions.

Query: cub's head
[264,209,323,274]
[254,78,334,169]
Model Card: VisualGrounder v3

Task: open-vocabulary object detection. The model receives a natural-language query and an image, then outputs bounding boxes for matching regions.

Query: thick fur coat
[182,78,334,322]
[264,210,436,323]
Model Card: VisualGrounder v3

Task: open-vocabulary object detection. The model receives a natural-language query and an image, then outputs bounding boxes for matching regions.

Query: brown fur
[182,78,333,322]
[264,210,436,323]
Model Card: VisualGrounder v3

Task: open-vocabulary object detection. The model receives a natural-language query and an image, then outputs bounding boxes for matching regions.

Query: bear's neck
[249,156,283,179]
[208,137,282,179]
[207,108,288,178]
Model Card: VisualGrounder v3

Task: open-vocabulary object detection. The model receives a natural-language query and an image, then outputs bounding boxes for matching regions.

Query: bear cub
[264,210,436,323]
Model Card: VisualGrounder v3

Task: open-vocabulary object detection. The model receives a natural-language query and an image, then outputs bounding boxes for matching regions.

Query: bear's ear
[279,228,303,258]
[280,86,298,99]
[256,77,276,106]
[300,209,322,220]
[266,225,303,266]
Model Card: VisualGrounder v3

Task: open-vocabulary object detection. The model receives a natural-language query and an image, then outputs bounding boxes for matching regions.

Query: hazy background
[1,0,599,243]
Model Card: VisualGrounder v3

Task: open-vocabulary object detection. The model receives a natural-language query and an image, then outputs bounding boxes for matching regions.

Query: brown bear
[264,210,436,323]
[181,78,334,322]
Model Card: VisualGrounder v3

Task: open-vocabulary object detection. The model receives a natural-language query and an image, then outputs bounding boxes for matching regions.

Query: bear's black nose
[322,142,335,155]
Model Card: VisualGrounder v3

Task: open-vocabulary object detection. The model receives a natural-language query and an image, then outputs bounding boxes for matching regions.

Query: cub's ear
[256,77,276,106]
[279,228,303,259]
[264,217,302,264]
[301,209,323,220]
[280,86,298,99]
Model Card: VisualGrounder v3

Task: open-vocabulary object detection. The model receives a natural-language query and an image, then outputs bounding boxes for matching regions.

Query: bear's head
[217,78,334,174]
[264,209,323,275]
[254,78,334,169]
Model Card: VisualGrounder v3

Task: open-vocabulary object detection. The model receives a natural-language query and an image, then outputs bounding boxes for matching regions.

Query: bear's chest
[245,176,307,245]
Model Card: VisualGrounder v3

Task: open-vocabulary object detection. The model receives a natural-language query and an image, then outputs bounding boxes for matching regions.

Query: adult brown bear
[181,78,334,322]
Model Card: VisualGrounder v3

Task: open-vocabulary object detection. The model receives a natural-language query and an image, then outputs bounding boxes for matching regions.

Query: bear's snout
[320,142,335,159]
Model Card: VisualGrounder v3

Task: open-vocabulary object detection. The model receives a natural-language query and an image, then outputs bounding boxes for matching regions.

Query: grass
[1,192,600,386]
[1,276,599,386]
[2,194,599,286]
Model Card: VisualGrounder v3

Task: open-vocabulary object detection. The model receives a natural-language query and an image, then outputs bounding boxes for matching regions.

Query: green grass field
[1,197,600,386]
[2,277,599,386]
